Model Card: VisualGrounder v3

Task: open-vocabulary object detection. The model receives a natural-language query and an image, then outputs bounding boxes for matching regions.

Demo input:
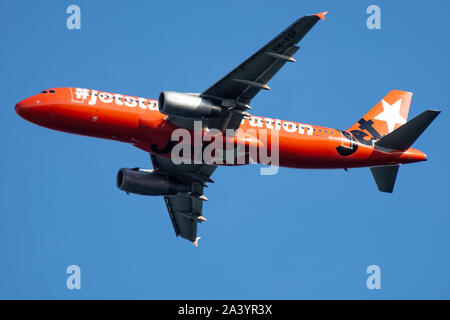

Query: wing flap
[164,195,200,241]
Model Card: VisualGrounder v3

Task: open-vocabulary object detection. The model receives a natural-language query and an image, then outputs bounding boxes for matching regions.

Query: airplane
[15,12,440,246]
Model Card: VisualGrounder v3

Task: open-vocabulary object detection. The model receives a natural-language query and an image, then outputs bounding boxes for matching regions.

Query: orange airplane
[15,12,439,245]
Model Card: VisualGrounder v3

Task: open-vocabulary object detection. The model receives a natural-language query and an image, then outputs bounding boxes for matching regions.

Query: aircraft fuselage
[15,87,426,169]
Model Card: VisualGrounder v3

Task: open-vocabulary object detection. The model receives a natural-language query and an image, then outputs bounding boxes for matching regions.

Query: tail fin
[370,109,440,193]
[348,90,412,139]
[370,165,399,193]
[375,110,441,151]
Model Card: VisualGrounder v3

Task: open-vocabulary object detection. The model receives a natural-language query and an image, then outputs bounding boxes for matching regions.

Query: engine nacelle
[116,168,190,196]
[158,91,222,118]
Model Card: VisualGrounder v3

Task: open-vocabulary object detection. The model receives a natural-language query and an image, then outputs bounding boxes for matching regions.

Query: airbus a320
[15,12,440,245]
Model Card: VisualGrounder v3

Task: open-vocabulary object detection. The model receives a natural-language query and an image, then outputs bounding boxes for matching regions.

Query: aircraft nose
[15,96,50,123]
[15,99,30,118]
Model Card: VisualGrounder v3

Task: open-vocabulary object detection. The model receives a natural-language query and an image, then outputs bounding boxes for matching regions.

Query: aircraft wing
[150,155,216,244]
[167,13,326,133]
[202,12,326,131]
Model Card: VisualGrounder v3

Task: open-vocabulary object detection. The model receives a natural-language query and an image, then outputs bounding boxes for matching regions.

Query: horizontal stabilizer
[375,110,440,151]
[370,165,400,193]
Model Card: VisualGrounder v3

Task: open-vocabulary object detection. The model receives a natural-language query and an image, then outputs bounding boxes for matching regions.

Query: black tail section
[375,110,441,151]
[370,165,400,193]
[370,109,440,193]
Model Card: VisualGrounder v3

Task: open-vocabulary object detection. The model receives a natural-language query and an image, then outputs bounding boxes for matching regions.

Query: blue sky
[1,0,449,299]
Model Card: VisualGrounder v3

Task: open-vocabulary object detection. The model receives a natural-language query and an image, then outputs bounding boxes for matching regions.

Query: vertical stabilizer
[348,90,412,140]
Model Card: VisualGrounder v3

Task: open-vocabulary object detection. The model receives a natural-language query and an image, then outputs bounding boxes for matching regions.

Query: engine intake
[158,91,222,118]
[117,168,190,196]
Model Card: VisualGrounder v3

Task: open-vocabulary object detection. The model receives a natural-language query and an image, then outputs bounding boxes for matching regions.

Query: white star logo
[374,99,407,133]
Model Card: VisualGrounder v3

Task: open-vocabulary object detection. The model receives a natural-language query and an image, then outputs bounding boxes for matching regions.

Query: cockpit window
[49,90,55,93]
[41,90,48,93]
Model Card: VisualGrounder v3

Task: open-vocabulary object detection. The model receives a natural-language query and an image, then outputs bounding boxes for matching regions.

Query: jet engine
[117,168,190,196]
[158,91,222,118]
